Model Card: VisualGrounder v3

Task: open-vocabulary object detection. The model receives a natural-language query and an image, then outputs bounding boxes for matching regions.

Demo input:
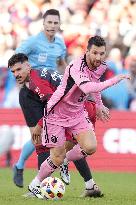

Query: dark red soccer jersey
[29,69,63,102]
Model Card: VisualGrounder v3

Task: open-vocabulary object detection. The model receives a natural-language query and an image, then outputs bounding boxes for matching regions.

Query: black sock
[37,151,50,170]
[73,158,92,182]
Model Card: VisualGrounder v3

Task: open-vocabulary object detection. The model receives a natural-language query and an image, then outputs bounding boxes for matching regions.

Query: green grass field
[0,168,136,205]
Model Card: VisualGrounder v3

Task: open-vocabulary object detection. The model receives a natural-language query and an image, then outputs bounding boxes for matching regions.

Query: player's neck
[25,76,30,88]
[25,82,29,88]
[45,33,55,42]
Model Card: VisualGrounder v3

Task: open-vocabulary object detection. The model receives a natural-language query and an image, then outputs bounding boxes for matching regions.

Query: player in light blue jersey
[16,11,66,71]
[13,9,103,198]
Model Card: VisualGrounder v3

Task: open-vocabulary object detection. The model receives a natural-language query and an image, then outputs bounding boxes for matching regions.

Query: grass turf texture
[0,168,136,205]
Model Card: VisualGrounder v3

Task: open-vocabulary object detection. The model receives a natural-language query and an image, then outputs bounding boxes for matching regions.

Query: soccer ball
[40,176,65,200]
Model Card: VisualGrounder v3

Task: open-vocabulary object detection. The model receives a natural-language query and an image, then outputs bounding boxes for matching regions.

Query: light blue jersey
[16,31,66,70]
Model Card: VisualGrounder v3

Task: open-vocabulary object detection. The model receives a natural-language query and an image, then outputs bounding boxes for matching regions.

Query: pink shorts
[42,114,93,148]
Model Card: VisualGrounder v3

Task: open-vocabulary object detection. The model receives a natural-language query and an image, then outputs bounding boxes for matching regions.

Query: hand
[96,105,110,122]
[32,124,42,145]
[118,74,131,81]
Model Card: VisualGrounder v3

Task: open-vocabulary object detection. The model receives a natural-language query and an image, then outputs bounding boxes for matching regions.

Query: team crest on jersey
[51,135,58,143]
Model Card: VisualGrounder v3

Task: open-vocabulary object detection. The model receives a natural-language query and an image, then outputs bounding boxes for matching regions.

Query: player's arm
[71,65,130,122]
[32,124,42,145]
[79,74,131,93]
[69,59,130,93]
[70,65,131,94]
[57,58,67,73]
[57,39,67,72]
[86,79,110,122]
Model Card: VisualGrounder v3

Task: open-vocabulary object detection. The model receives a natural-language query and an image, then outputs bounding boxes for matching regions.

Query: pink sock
[66,144,87,161]
[37,157,58,182]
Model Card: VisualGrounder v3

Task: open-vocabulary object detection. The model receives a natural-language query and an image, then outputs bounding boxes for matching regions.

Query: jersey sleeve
[29,70,62,102]
[29,70,55,102]
[91,92,103,107]
[90,78,103,107]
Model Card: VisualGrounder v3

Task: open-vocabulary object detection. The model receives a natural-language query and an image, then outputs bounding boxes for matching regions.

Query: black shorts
[19,85,47,127]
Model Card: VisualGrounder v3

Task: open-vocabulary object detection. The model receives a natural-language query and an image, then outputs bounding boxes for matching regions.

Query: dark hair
[8,53,28,68]
[43,9,60,20]
[87,36,106,50]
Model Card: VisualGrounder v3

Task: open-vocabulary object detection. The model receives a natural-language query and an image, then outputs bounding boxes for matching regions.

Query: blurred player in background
[27,36,130,199]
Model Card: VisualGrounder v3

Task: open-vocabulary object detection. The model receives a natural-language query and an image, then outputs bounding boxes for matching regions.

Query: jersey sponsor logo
[38,53,47,62]
[35,87,44,99]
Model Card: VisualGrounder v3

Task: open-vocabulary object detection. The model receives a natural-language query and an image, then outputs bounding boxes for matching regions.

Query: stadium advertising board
[0,109,136,172]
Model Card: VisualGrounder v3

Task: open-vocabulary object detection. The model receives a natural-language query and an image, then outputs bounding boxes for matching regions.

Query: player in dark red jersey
[8,53,103,197]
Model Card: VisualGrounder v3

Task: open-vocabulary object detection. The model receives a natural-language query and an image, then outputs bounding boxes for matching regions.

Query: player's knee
[84,142,97,155]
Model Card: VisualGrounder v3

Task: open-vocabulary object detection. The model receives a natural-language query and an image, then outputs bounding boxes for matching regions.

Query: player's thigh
[70,115,97,153]
[29,127,35,136]
[65,131,75,152]
[65,140,75,152]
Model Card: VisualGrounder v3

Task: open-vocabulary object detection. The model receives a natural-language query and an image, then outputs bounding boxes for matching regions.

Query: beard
[90,60,101,69]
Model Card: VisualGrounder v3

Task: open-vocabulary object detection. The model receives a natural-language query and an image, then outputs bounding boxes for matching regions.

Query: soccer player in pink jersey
[28,36,130,198]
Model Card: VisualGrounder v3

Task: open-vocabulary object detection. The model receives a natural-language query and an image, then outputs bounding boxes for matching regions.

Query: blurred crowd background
[0,0,136,110]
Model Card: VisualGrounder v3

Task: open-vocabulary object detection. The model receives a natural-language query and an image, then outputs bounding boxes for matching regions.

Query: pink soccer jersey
[46,54,120,126]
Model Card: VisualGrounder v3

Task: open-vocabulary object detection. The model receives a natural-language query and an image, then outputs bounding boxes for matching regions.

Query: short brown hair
[8,53,28,68]
[43,9,60,20]
[87,36,106,50]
